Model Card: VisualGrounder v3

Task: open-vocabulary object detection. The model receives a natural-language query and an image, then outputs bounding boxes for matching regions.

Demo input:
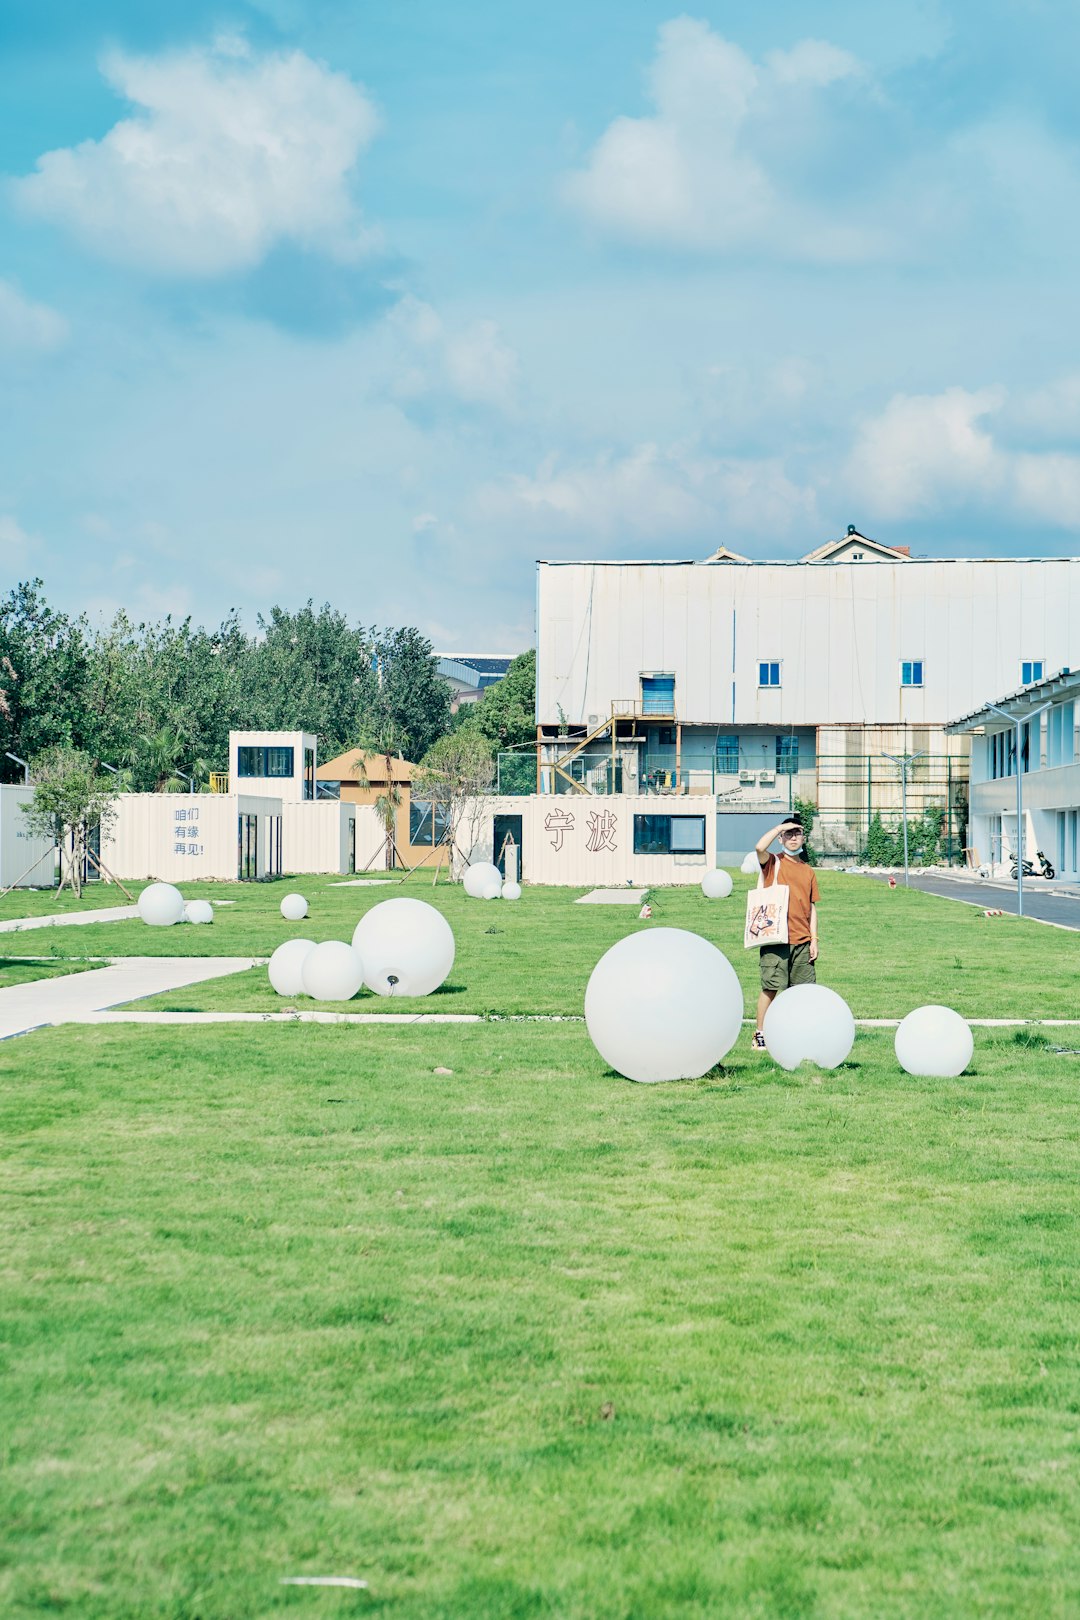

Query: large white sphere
[138,882,185,927]
[351,898,455,998]
[301,940,365,1003]
[268,938,316,997]
[584,927,744,1084]
[701,869,734,900]
[895,1005,973,1077]
[280,893,309,921]
[763,984,856,1071]
[184,900,214,925]
[740,851,761,875]
[502,881,522,901]
[463,862,503,899]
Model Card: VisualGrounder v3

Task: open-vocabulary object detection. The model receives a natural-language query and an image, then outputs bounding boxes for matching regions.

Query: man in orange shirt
[751,814,820,1051]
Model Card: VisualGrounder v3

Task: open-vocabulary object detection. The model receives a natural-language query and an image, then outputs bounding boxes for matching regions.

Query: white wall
[0,785,55,887]
[102,793,281,882]
[460,794,716,886]
[281,801,381,874]
[537,558,1080,728]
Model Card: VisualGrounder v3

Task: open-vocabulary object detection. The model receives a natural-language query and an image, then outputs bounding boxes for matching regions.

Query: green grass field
[2,872,1079,1616]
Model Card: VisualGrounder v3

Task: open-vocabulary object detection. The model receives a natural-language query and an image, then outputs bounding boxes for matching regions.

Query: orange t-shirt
[760,854,820,945]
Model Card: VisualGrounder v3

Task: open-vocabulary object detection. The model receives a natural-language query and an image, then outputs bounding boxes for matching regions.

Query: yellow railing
[209,772,230,794]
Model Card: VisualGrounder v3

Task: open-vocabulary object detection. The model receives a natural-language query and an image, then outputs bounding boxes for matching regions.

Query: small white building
[0,784,56,887]
[947,668,1080,879]
[101,792,285,884]
[460,793,720,886]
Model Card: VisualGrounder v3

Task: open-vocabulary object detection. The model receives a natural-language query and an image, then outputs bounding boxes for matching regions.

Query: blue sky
[5,1,1080,650]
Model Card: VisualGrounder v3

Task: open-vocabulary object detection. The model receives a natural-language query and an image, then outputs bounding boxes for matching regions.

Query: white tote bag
[743,858,790,949]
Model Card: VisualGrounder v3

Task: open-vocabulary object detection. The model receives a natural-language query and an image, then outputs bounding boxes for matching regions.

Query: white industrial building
[99,731,384,884]
[947,669,1080,880]
[524,534,1080,864]
[0,783,56,888]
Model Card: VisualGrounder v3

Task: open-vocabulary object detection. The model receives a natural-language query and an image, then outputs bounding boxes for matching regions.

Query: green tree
[414,731,495,869]
[372,626,452,760]
[21,746,120,897]
[0,581,93,775]
[459,650,535,751]
[246,602,377,754]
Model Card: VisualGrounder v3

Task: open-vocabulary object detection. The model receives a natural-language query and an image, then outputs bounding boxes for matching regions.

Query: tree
[21,747,120,897]
[0,581,93,776]
[414,731,494,870]
[352,718,408,867]
[246,602,377,754]
[459,650,535,752]
[371,627,452,760]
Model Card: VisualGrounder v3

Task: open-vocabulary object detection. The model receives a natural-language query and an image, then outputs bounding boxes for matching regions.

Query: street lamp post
[985,701,1052,918]
[881,751,927,887]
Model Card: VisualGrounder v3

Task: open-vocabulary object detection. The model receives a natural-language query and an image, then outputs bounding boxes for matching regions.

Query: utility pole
[881,751,927,887]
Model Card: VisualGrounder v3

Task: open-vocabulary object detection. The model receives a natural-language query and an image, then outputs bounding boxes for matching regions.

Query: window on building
[758,662,781,688]
[633,814,706,855]
[304,747,315,801]
[316,780,341,800]
[237,745,294,778]
[409,798,451,846]
[776,735,799,775]
[1021,660,1044,686]
[901,661,924,687]
[657,726,676,746]
[641,675,676,714]
[715,734,739,774]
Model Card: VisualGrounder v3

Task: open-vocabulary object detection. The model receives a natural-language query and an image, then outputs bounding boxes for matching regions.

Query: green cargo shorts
[759,942,817,993]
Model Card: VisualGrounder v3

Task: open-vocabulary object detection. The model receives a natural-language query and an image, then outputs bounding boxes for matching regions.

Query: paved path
[861,872,1080,931]
[0,904,139,934]
[0,957,257,1041]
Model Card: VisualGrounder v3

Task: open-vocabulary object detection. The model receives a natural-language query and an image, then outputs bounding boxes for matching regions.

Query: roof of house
[437,654,515,678]
[317,748,416,783]
[946,665,1079,731]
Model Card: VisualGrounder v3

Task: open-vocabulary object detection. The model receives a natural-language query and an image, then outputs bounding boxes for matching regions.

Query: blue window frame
[1021,660,1044,686]
[758,662,781,688]
[715,734,739,774]
[237,745,294,778]
[641,675,675,715]
[633,814,705,855]
[776,735,799,775]
[901,660,924,688]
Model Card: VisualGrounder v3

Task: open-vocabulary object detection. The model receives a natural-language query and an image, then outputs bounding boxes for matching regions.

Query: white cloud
[0,279,68,352]
[562,17,876,258]
[845,384,1080,527]
[0,515,38,557]
[13,40,380,275]
[387,297,519,410]
[480,442,817,541]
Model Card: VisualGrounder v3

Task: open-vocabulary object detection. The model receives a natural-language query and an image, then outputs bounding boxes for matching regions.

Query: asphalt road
[861,871,1080,931]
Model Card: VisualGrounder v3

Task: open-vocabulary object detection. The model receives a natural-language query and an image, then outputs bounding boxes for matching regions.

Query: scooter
[1009,849,1055,879]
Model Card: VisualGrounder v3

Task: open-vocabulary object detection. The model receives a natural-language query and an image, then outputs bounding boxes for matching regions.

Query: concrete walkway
[0,957,257,1041]
[0,903,139,933]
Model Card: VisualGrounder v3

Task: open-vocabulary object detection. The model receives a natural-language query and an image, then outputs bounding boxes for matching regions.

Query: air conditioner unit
[739,769,756,783]
[588,714,599,726]
[758,771,776,786]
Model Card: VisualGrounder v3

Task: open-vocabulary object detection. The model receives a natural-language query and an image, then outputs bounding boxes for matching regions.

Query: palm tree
[122,724,208,793]
[353,720,406,868]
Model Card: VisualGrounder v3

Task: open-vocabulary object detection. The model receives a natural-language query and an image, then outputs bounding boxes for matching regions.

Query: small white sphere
[502,881,522,900]
[351,898,455,998]
[740,851,761,875]
[184,900,214,925]
[585,927,744,1084]
[701,870,734,900]
[895,1005,973,1077]
[763,984,855,1071]
[268,938,316,997]
[138,882,185,927]
[280,893,309,921]
[301,940,365,1003]
[463,862,503,899]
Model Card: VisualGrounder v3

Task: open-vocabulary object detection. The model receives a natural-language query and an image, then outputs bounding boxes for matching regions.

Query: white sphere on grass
[895,1005,973,1077]
[351,898,455,998]
[585,927,744,1084]
[184,900,214,925]
[763,984,855,1071]
[701,870,733,900]
[463,862,502,899]
[502,881,522,900]
[280,893,309,921]
[302,940,365,1003]
[268,938,316,997]
[138,882,185,927]
[740,851,761,875]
